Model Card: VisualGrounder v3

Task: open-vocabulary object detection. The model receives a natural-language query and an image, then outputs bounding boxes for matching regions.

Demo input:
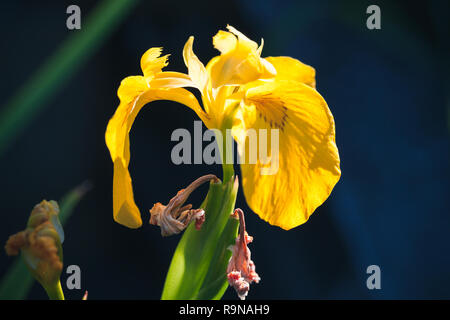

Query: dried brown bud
[4,200,63,287]
[227,208,260,300]
[149,174,218,236]
[4,231,27,256]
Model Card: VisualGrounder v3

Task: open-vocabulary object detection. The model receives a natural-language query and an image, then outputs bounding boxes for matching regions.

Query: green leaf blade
[161,176,238,300]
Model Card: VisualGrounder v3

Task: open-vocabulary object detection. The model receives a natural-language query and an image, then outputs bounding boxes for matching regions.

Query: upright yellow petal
[213,30,237,54]
[209,25,276,88]
[216,25,258,53]
[233,80,340,230]
[265,56,316,88]
[183,36,208,92]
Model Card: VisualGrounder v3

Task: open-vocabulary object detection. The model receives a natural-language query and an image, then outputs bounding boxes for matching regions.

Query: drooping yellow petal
[106,45,212,228]
[209,25,276,88]
[105,91,143,228]
[113,158,141,228]
[233,80,340,230]
[106,78,147,228]
[105,87,209,228]
[265,56,316,88]
[117,76,148,105]
[109,76,148,164]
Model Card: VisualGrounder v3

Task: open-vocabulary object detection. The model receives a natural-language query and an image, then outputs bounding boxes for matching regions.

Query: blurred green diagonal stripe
[0,0,140,156]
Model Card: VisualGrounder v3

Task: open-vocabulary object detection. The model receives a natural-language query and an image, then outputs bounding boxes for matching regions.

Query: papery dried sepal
[149,174,218,236]
[227,208,260,300]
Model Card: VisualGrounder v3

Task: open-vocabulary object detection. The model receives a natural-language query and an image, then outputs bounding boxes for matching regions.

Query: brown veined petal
[105,87,209,228]
[265,56,316,88]
[232,80,340,230]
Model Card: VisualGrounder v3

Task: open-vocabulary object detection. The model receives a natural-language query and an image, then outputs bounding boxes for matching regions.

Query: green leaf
[161,176,239,300]
[0,181,91,300]
[0,259,33,300]
[195,217,239,300]
[58,181,92,225]
[0,0,140,157]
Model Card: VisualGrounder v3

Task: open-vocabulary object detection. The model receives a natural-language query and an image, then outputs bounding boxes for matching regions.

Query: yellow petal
[213,25,257,54]
[226,25,258,52]
[150,71,194,88]
[113,159,142,228]
[105,85,209,228]
[265,56,316,88]
[233,80,340,230]
[209,26,276,88]
[183,36,208,91]
[140,47,169,79]
[117,76,148,105]
[213,30,237,54]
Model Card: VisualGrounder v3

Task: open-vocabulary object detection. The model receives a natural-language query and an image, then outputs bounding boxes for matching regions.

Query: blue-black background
[0,0,449,299]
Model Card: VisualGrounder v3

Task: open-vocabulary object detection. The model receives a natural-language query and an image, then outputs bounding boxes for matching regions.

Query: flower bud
[5,200,64,291]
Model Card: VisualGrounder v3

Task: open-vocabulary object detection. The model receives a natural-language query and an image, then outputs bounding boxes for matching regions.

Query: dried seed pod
[227,208,260,300]
[149,174,218,236]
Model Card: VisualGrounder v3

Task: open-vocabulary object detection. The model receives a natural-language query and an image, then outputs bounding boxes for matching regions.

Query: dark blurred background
[0,0,449,299]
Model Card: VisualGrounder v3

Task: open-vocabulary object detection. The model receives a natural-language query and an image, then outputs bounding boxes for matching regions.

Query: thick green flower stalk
[5,200,65,300]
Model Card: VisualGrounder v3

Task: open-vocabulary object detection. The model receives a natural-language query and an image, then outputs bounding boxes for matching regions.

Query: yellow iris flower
[105,25,341,230]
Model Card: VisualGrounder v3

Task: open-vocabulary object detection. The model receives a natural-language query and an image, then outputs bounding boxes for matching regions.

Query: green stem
[218,126,235,182]
[222,162,235,183]
[44,281,65,300]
